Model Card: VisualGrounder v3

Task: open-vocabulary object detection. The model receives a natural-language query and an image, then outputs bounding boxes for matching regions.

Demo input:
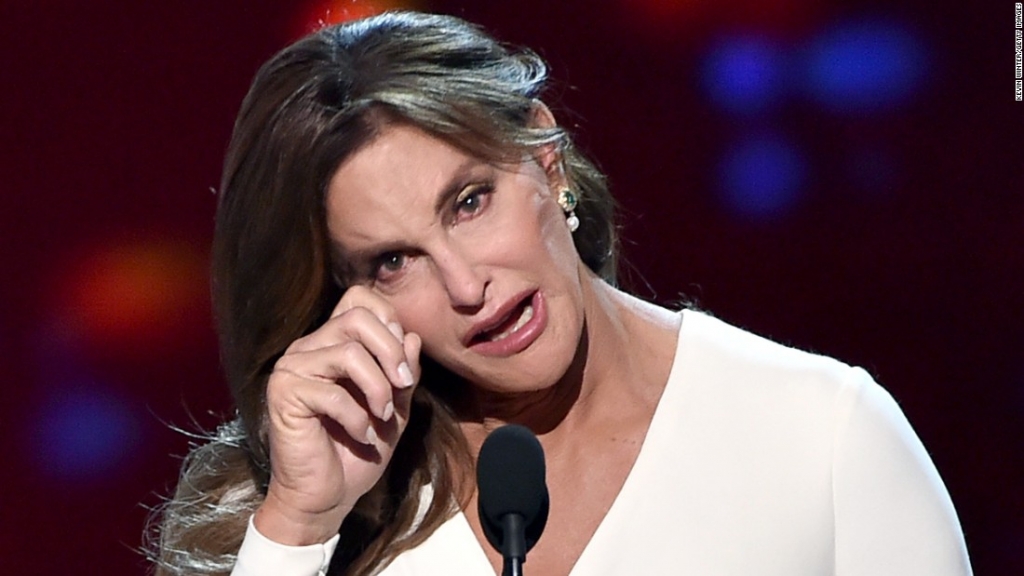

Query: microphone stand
[504,557,524,576]
[501,513,527,576]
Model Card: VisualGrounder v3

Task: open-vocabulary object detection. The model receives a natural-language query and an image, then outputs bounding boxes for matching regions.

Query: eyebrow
[333,157,488,266]
[432,157,482,216]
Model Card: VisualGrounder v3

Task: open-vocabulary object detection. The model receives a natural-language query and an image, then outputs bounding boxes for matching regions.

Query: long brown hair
[150,11,617,576]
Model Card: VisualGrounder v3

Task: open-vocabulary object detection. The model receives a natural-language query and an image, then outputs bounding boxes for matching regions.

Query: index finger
[330,285,402,338]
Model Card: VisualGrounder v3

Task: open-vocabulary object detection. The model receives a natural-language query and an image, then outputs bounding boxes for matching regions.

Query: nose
[433,244,487,311]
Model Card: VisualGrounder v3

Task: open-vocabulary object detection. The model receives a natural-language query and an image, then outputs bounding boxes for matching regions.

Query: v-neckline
[444,311,688,576]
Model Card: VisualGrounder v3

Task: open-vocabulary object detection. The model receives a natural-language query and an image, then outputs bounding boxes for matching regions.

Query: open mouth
[470,293,536,345]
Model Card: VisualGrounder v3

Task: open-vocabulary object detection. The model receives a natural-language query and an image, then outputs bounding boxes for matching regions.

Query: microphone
[476,424,549,576]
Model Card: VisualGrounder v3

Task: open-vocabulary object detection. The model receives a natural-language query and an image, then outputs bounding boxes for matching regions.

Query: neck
[459,269,680,451]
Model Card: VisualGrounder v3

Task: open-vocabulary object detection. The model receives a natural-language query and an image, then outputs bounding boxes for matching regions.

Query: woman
[151,11,971,576]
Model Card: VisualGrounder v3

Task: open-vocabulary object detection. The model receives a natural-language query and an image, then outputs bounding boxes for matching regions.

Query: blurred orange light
[292,0,422,38]
[61,240,207,350]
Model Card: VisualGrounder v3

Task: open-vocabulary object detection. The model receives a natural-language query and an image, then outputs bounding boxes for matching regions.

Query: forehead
[325,124,476,248]
[332,124,470,197]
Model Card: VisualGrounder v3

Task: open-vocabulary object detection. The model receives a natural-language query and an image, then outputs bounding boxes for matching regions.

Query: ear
[528,101,567,189]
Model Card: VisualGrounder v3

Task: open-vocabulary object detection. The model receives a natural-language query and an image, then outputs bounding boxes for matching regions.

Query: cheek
[487,190,575,270]
[391,291,445,342]
[539,203,578,273]
[386,285,470,368]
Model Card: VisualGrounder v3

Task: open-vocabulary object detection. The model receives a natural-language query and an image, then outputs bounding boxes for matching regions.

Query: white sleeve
[833,368,972,575]
[231,515,341,576]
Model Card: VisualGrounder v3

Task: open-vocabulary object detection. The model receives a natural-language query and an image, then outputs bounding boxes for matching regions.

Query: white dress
[233,310,972,576]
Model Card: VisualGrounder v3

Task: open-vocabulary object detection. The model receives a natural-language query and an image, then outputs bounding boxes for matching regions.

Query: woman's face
[325,123,585,394]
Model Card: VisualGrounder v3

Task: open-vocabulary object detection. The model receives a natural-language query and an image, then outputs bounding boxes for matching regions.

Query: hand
[253,285,421,546]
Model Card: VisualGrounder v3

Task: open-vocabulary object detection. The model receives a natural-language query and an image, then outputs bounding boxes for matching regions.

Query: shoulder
[659,309,894,455]
[678,310,854,377]
[672,309,874,405]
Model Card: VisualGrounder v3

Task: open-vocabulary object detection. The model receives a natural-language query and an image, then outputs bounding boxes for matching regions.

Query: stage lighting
[717,132,807,220]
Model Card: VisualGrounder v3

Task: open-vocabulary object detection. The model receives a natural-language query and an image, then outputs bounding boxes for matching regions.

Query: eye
[453,183,493,222]
[458,194,482,213]
[372,252,408,283]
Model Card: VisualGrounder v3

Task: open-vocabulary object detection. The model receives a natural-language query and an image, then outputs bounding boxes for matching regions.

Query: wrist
[254,489,351,546]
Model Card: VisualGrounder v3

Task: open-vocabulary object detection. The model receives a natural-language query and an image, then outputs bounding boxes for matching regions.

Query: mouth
[465,291,547,357]
[470,296,536,345]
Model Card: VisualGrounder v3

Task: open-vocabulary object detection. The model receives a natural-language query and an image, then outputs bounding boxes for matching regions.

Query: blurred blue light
[718,133,807,219]
[803,18,928,112]
[31,383,143,481]
[702,36,786,115]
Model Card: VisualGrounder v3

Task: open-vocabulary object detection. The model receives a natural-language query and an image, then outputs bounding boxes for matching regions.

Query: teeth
[489,304,534,342]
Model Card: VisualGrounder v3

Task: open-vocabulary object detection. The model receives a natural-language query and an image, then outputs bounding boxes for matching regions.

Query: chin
[472,330,581,395]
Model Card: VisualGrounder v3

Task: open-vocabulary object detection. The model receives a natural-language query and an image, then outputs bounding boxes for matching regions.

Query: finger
[393,332,422,417]
[268,374,377,445]
[404,331,422,383]
[289,308,410,390]
[389,328,419,391]
[276,342,395,421]
[329,286,399,335]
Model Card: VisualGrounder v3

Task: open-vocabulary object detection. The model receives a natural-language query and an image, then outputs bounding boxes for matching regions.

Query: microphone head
[476,424,549,555]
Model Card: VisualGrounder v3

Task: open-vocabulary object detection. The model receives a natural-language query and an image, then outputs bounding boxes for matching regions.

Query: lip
[464,289,535,345]
[465,290,547,357]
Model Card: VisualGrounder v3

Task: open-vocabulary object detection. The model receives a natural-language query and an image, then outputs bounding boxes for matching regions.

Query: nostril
[445,273,487,309]
[453,300,485,316]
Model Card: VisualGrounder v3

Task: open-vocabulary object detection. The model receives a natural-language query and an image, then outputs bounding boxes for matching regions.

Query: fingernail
[381,401,394,422]
[387,322,404,341]
[397,362,415,388]
[365,424,378,445]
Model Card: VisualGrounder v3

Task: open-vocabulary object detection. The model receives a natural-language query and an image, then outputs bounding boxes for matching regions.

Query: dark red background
[1,0,1020,574]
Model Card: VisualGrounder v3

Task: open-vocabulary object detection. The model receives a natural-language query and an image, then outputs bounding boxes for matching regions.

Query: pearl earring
[556,187,580,232]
